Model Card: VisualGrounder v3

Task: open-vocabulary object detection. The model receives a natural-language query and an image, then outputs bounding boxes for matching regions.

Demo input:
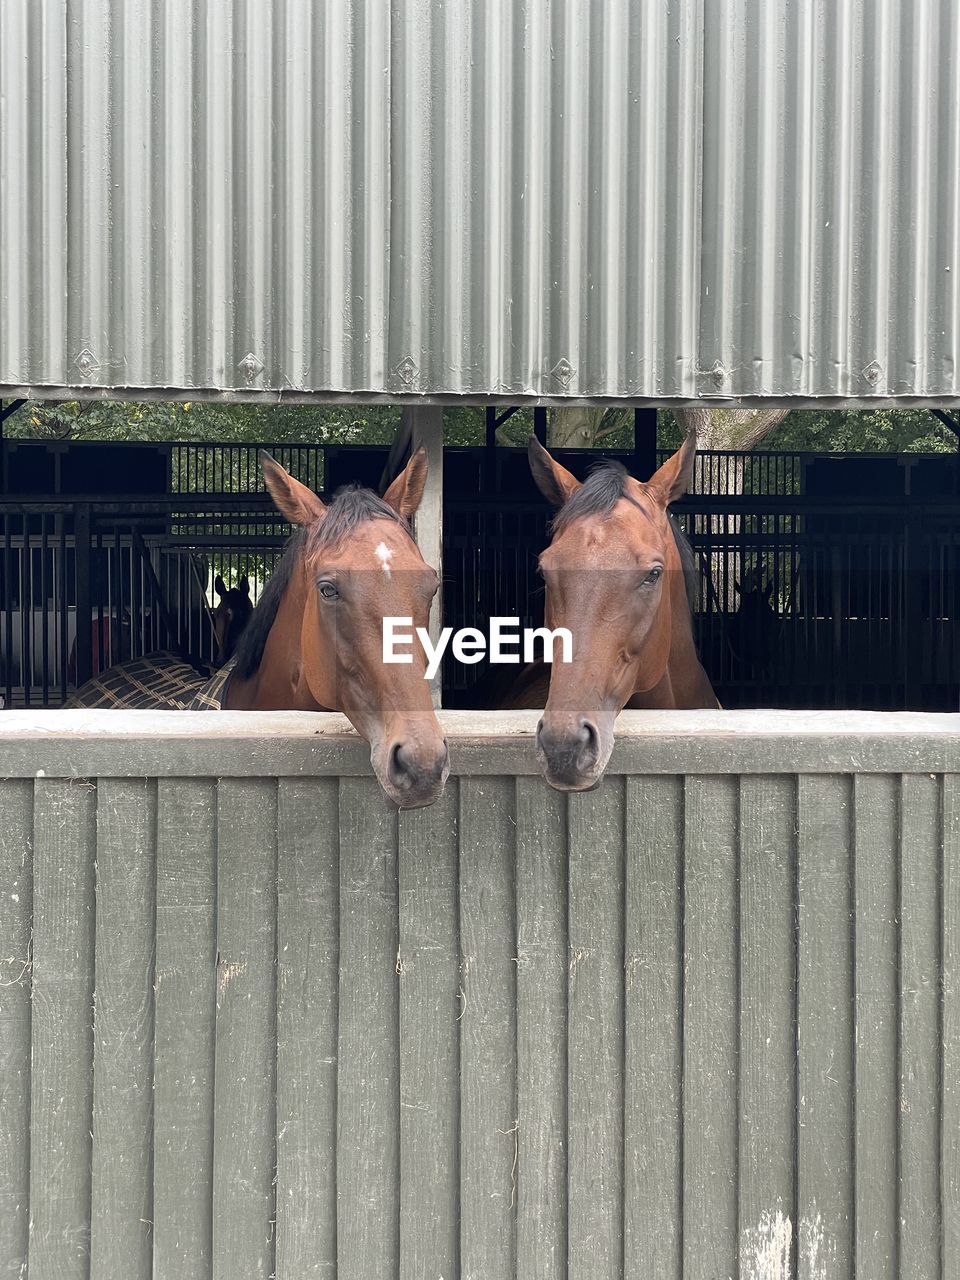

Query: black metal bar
[74,503,93,687]
[41,513,50,706]
[19,522,31,706]
[0,398,26,426]
[0,401,26,498]
[57,513,68,704]
[485,407,498,451]
[492,406,521,430]
[484,408,499,487]
[131,524,146,656]
[95,523,106,676]
[633,407,658,480]
[533,407,548,445]
[931,408,960,449]
[2,506,12,707]
[189,552,218,630]
[131,527,181,653]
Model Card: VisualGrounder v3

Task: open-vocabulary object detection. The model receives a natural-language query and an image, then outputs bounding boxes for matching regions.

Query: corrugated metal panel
[1,0,959,401]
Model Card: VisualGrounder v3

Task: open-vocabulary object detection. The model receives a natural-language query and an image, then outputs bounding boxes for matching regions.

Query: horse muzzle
[535,714,612,791]
[374,735,450,809]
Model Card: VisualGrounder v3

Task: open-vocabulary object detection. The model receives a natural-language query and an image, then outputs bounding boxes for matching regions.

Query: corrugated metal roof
[1,0,959,403]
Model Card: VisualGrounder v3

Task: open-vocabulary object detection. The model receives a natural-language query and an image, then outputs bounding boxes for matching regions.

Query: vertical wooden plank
[567,779,625,1280]
[459,776,517,1280]
[212,778,278,1280]
[154,778,218,1278]
[852,774,898,1279]
[89,778,156,1279]
[28,778,97,1278]
[899,774,941,1279]
[942,774,960,1273]
[683,775,739,1280]
[397,785,460,1280]
[738,775,797,1279]
[797,775,854,1278]
[337,778,400,1280]
[515,778,568,1280]
[624,775,683,1280]
[276,778,340,1279]
[0,780,33,1275]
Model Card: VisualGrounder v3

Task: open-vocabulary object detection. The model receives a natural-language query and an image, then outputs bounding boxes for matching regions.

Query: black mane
[231,486,407,682]
[549,461,632,536]
[550,460,700,611]
[669,513,701,613]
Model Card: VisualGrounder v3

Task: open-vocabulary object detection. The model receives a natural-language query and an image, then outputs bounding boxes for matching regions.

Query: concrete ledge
[0,708,958,778]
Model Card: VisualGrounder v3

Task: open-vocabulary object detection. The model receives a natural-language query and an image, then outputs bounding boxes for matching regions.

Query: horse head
[528,431,715,790]
[227,450,449,810]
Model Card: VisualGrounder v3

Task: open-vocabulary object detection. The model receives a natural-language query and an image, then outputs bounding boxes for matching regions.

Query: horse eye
[642,567,663,587]
[317,579,339,600]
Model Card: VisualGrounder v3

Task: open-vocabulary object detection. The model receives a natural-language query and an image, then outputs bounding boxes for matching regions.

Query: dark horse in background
[516,431,718,791]
[212,574,252,663]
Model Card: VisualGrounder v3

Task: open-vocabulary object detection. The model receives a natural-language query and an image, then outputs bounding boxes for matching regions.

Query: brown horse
[223,450,449,809]
[526,432,717,790]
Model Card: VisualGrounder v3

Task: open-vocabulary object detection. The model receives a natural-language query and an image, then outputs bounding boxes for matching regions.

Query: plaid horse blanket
[65,651,234,710]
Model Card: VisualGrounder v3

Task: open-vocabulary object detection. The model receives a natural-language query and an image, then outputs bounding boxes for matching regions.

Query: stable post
[74,503,93,686]
[403,406,443,705]
[633,408,658,480]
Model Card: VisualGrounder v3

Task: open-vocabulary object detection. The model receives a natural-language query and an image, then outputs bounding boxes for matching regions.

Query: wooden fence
[1,710,958,1279]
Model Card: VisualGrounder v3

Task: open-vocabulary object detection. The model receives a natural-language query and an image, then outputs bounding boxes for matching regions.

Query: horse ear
[527,436,581,509]
[237,575,250,596]
[647,429,696,505]
[260,450,326,526]
[382,445,428,519]
[214,575,227,597]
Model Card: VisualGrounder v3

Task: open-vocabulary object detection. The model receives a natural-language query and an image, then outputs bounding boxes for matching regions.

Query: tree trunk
[547,406,606,448]
[673,406,791,457]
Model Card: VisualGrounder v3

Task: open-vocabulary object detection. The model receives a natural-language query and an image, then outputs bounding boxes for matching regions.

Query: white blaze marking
[375,542,394,576]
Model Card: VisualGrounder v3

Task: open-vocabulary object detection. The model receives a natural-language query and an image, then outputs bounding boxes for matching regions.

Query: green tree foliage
[9,398,488,447]
[10,398,403,444]
[9,398,955,455]
[658,406,955,453]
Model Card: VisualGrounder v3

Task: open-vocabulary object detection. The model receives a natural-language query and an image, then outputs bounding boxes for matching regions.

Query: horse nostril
[389,742,410,786]
[579,719,600,758]
[389,740,448,790]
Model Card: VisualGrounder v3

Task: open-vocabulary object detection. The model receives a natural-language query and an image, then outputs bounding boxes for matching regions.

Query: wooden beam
[403,405,443,705]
